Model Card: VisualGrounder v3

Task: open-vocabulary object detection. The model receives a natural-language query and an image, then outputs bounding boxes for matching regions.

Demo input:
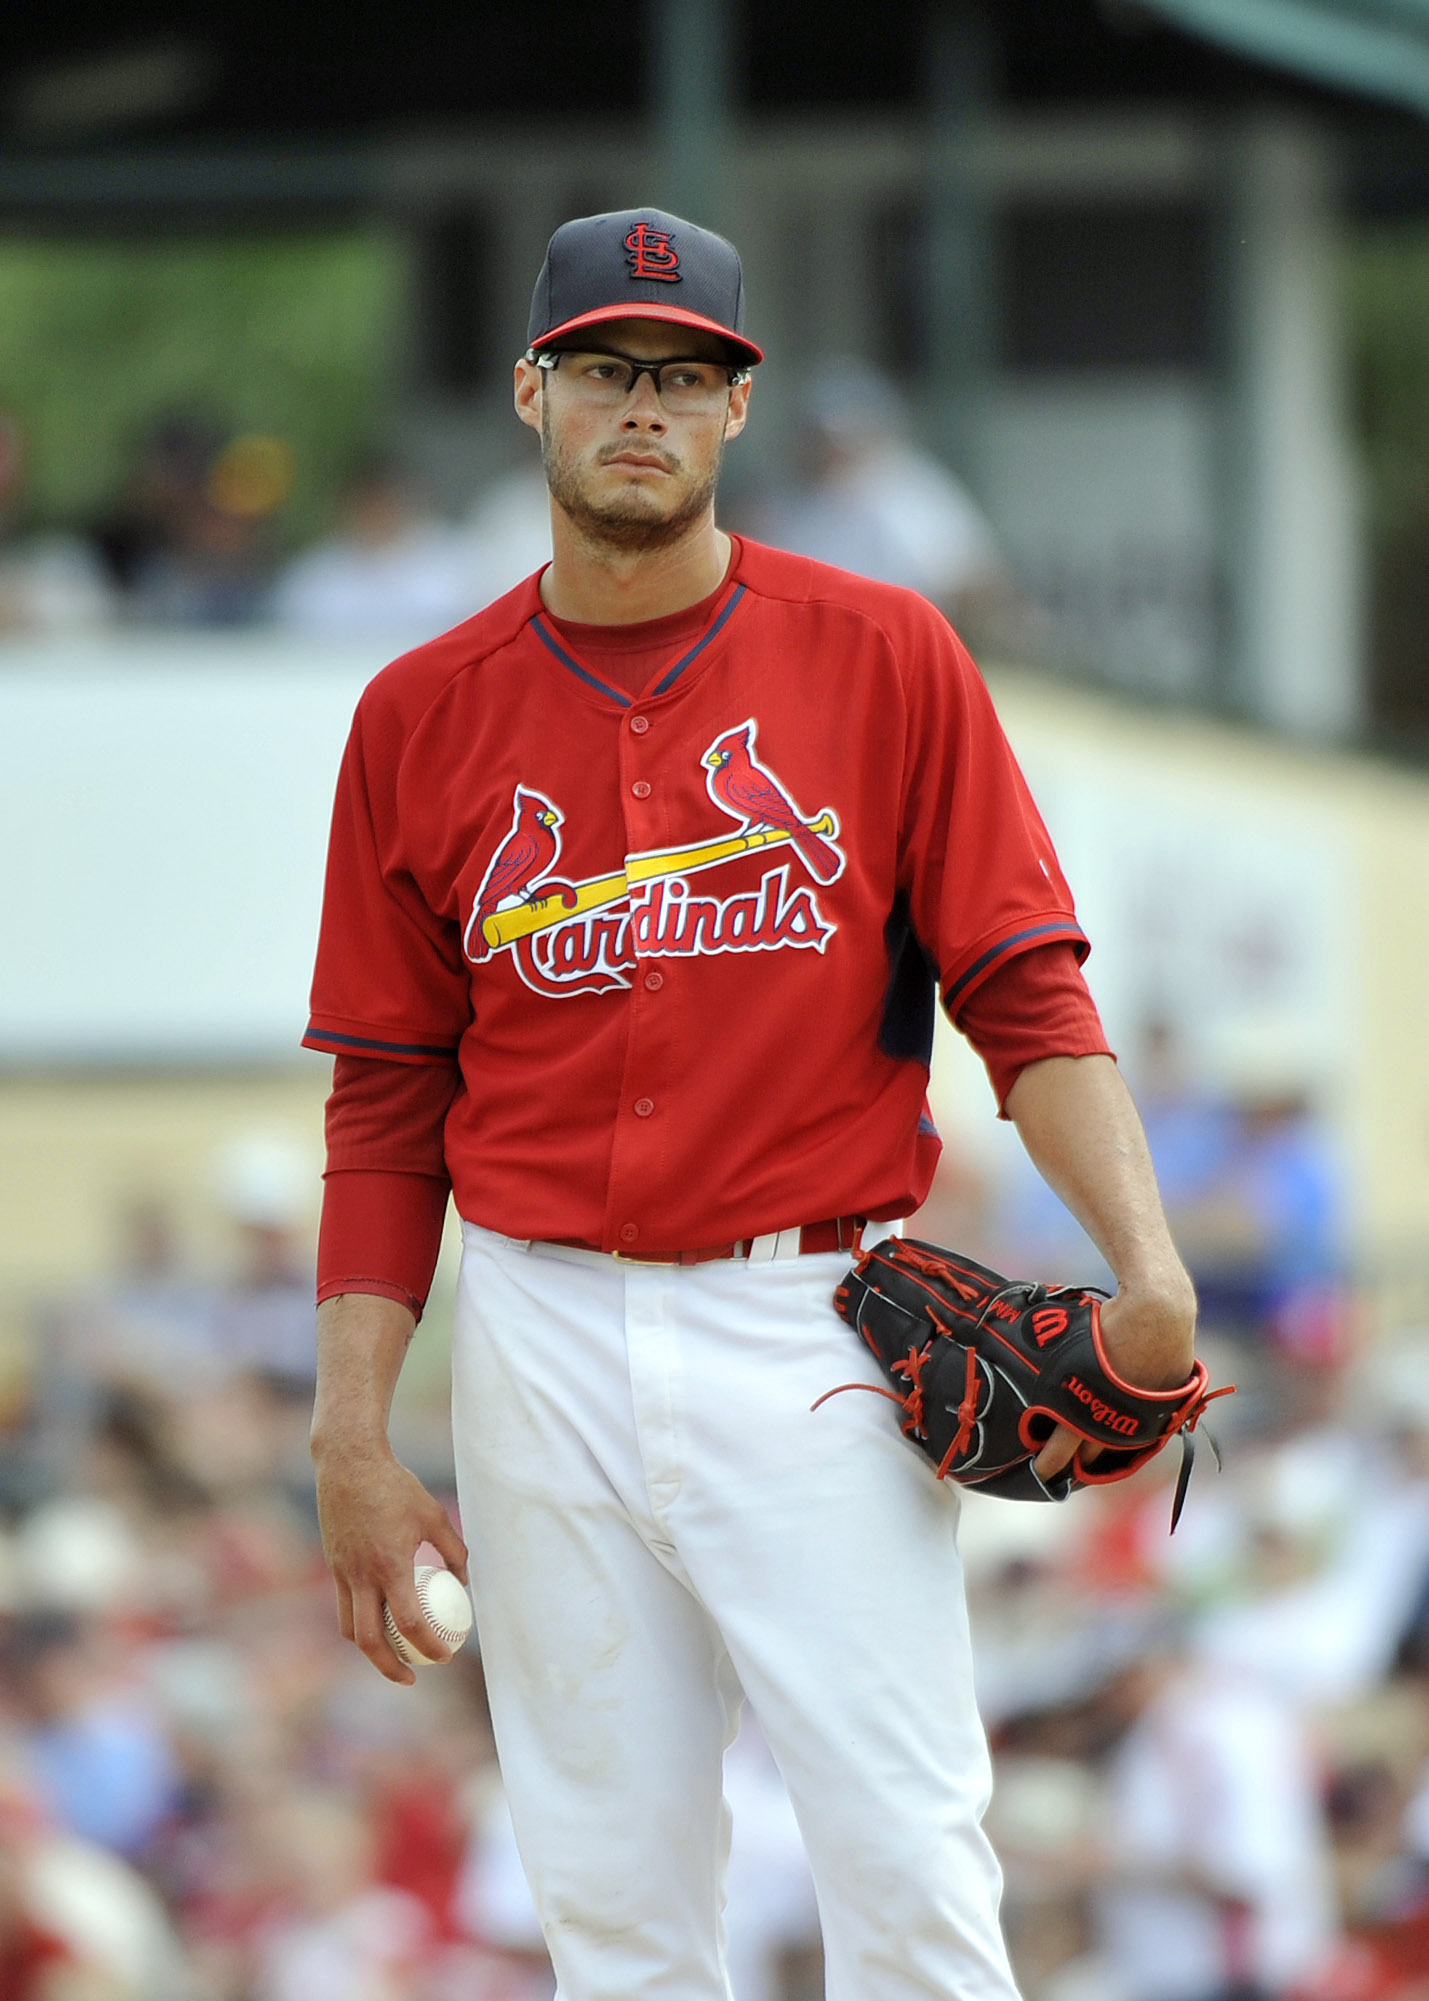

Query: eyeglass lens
[547,351,736,410]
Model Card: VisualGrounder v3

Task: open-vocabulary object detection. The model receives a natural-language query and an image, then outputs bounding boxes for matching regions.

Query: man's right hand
[310,1292,470,1685]
[313,1433,469,1684]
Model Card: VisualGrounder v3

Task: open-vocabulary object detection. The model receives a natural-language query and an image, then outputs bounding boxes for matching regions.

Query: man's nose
[621,375,668,430]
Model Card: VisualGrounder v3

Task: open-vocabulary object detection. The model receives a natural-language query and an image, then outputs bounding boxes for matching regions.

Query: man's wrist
[310,1416,395,1466]
[1109,1248,1196,1319]
[1114,1279,1196,1328]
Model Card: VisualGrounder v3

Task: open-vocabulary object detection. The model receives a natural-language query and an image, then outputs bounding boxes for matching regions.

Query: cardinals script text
[464,721,845,1001]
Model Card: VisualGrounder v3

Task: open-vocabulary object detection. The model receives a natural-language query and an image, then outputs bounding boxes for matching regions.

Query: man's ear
[514,358,543,434]
[724,377,752,443]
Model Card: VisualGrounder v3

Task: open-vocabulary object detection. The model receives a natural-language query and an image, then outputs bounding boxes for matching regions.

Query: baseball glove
[821,1237,1232,1530]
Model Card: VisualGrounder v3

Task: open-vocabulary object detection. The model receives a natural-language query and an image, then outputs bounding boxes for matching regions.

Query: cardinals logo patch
[465,723,845,999]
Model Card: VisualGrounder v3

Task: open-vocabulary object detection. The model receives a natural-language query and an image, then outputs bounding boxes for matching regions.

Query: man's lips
[602,452,676,474]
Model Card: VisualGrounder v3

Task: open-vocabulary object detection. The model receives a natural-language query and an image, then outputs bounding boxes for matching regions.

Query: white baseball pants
[451,1221,1022,2001]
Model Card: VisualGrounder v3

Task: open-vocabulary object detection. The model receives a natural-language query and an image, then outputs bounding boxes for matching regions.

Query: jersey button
[631,780,652,799]
[630,715,650,735]
[643,970,664,992]
[633,1097,655,1118]
[619,1222,639,1244]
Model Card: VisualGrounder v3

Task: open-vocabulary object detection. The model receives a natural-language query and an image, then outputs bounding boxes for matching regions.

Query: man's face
[514,318,751,551]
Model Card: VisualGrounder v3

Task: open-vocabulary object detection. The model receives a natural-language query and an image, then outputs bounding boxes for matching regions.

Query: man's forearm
[311,1291,419,1457]
[308,1288,468,1681]
[1005,1053,1195,1385]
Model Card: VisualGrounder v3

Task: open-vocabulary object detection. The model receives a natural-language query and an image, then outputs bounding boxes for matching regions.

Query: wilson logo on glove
[819,1238,1234,1531]
[1062,1377,1140,1435]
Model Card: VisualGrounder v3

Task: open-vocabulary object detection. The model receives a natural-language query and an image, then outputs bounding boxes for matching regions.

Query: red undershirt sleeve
[954,940,1114,1117]
[316,1054,461,1319]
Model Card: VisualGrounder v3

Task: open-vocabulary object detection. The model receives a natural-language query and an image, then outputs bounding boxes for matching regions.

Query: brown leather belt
[544,1216,865,1266]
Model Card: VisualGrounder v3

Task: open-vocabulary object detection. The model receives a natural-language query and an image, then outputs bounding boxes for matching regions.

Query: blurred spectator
[991,1014,1351,1363]
[1082,1640,1340,2001]
[1128,1018,1237,1219]
[984,1745,1102,2001]
[0,1779,83,2000]
[0,412,115,637]
[752,360,1013,639]
[0,1731,184,1999]
[453,1767,557,1997]
[249,1790,433,2001]
[90,413,287,627]
[455,464,552,609]
[271,457,475,638]
[8,1619,181,1862]
[89,414,222,594]
[1168,1027,1350,1364]
[1191,1391,1429,1709]
[40,1137,318,1428]
[207,1132,320,1390]
[57,1197,215,1402]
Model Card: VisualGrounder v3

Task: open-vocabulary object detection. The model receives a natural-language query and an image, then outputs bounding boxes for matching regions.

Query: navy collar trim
[653,584,745,694]
[528,582,747,709]
[529,617,633,706]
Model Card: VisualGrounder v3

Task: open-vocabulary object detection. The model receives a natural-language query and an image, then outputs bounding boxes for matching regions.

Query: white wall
[0,636,400,1062]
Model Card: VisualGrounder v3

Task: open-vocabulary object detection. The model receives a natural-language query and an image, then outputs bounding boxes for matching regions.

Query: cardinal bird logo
[702,720,845,885]
[464,787,568,961]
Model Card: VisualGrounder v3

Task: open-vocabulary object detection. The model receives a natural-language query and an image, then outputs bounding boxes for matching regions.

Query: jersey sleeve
[955,940,1113,1115]
[303,686,471,1064]
[897,611,1088,1016]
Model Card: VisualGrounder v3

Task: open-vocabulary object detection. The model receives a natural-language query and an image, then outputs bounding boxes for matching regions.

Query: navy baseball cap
[527,208,763,369]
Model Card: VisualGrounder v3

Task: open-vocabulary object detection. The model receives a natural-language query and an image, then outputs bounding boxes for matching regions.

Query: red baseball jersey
[303,537,1089,1256]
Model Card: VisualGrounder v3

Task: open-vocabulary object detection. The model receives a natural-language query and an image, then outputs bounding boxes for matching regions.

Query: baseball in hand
[383,1564,473,1667]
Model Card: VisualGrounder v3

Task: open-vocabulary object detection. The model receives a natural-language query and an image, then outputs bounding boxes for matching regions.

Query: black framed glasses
[529,346,750,413]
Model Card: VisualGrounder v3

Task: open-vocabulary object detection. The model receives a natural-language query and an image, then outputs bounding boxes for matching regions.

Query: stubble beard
[541,408,723,553]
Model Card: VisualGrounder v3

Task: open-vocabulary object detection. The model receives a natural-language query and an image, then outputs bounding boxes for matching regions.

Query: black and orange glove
[823,1238,1232,1529]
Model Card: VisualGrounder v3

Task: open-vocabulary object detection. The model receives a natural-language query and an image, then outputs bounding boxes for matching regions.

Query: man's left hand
[1033,1279,1197,1481]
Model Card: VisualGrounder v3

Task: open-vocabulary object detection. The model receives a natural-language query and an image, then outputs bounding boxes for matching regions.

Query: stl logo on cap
[624,222,681,283]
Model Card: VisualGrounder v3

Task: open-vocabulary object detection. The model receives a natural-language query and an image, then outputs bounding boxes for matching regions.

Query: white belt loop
[746,1228,803,1264]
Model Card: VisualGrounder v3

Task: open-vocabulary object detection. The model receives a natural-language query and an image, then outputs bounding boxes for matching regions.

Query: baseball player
[306,208,1197,2000]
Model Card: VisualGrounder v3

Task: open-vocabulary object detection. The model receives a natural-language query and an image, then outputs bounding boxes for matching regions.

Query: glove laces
[811,1333,984,1481]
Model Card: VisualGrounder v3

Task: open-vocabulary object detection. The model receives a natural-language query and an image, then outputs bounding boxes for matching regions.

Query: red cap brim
[530,302,763,368]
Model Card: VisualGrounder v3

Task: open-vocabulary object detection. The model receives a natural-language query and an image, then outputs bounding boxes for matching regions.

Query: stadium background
[5,4,1429,1998]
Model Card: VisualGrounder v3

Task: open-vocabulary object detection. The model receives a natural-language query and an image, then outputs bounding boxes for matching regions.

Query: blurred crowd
[0,356,1418,1996]
[4,1044,1429,2001]
[0,362,1021,650]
